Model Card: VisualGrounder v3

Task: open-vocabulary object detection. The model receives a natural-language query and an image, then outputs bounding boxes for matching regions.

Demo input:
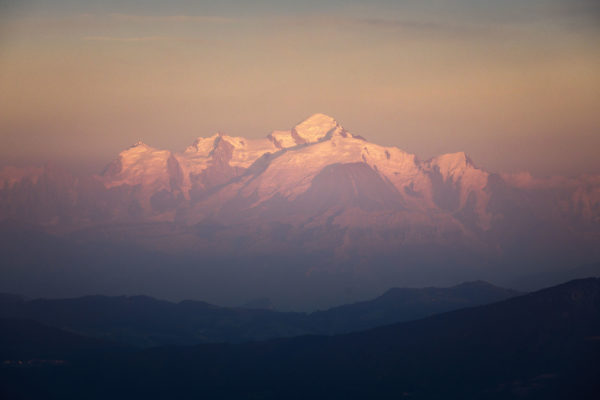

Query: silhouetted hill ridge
[309,280,521,334]
[1,278,597,399]
[0,280,520,346]
[0,318,122,360]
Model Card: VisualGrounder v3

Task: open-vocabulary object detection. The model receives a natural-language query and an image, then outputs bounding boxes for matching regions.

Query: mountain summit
[93,113,492,232]
[291,113,345,143]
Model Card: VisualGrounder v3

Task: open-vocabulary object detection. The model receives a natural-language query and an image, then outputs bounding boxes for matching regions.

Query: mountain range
[0,281,519,347]
[1,114,599,308]
[1,278,598,399]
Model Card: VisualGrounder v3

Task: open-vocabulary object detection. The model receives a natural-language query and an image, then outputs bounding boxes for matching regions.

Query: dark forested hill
[1,278,598,399]
[0,281,519,346]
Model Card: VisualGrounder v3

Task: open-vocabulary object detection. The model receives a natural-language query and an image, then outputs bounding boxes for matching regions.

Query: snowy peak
[426,151,489,195]
[130,141,148,148]
[291,113,345,144]
[424,151,491,228]
[216,135,279,169]
[118,142,170,166]
[427,152,476,180]
[101,141,173,191]
[268,130,296,149]
[185,133,220,156]
[97,115,498,229]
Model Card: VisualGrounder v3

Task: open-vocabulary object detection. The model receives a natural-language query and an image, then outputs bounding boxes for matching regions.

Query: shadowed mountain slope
[0,318,120,360]
[310,280,521,334]
[0,281,519,347]
[0,278,598,399]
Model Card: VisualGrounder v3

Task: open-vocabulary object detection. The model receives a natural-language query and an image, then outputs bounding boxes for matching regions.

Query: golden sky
[0,1,599,175]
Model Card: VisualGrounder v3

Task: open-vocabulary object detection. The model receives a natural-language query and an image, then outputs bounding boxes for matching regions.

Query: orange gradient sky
[0,1,599,175]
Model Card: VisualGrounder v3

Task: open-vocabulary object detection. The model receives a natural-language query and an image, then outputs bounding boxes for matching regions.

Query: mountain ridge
[1,278,598,399]
[2,113,597,233]
[0,114,599,309]
[0,280,520,347]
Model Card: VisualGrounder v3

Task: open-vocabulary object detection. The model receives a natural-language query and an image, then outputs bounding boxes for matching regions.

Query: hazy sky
[1,0,599,175]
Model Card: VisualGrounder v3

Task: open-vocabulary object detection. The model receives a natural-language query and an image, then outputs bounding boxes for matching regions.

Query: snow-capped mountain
[94,114,492,232]
[1,114,599,308]
[2,114,598,238]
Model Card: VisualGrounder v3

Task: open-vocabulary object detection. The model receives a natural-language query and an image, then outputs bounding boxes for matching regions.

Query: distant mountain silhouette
[0,281,519,347]
[0,318,119,360]
[309,280,520,334]
[509,261,600,292]
[0,294,307,346]
[0,278,597,399]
